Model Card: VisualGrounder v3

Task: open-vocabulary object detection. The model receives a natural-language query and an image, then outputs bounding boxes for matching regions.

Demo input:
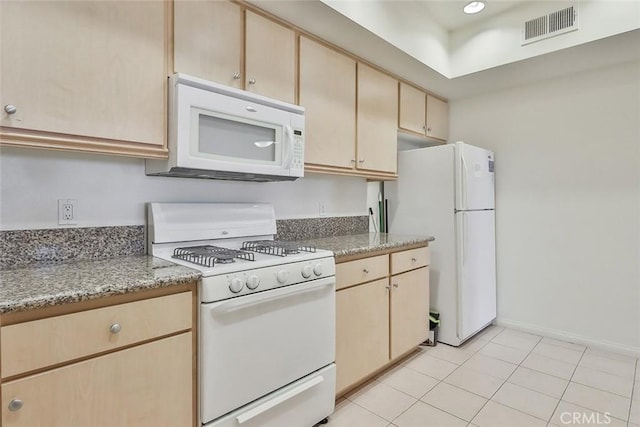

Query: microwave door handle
[283,125,294,168]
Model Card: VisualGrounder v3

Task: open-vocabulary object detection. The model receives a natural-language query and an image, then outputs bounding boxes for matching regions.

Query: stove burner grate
[172,245,254,268]
[241,240,316,257]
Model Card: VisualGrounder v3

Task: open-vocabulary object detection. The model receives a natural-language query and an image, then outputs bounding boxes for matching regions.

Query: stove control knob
[276,270,289,284]
[246,275,260,290]
[229,277,244,293]
[313,264,323,277]
[301,265,313,279]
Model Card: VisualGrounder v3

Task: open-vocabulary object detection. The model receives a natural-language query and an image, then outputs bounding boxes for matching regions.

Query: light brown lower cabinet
[336,278,390,393]
[390,267,430,359]
[1,288,195,427]
[1,333,192,427]
[335,246,430,396]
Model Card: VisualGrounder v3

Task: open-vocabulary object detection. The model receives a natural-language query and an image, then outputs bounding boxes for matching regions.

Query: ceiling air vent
[522,5,579,45]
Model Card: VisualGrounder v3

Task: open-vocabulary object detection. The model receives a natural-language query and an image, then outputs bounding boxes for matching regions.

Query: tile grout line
[344,381,406,425]
[386,330,498,425]
[471,333,550,423]
[547,342,588,425]
[629,358,638,423]
[439,328,549,425]
[578,349,639,380]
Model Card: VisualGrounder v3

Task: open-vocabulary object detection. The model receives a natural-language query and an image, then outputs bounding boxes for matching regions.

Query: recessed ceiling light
[464,1,486,14]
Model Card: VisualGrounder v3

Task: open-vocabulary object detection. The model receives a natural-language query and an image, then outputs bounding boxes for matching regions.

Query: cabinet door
[245,11,295,104]
[399,82,426,135]
[356,63,398,173]
[2,333,192,427]
[299,37,356,169]
[0,1,165,146]
[174,0,242,88]
[426,95,449,141]
[336,278,389,394]
[390,267,430,359]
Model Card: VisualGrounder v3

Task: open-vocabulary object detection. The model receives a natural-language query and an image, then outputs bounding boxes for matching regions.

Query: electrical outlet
[319,201,327,217]
[58,199,77,225]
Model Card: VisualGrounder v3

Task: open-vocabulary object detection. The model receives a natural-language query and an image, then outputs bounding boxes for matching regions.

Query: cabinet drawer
[1,292,192,378]
[336,254,389,290]
[391,247,430,275]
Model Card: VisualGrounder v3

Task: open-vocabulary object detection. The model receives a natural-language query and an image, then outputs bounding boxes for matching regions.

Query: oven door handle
[236,375,325,424]
[208,277,334,314]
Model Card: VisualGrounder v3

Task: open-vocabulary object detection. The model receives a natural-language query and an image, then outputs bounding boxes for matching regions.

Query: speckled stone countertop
[0,256,201,315]
[299,233,435,259]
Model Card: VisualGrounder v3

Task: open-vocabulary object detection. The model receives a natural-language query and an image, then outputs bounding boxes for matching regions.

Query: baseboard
[496,318,640,358]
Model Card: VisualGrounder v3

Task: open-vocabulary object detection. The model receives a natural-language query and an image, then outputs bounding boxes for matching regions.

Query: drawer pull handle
[363,268,369,274]
[110,323,122,334]
[9,399,23,412]
[393,283,399,288]
[411,257,417,262]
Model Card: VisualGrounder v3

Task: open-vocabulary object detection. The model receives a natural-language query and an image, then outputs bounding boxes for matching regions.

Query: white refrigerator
[386,141,497,346]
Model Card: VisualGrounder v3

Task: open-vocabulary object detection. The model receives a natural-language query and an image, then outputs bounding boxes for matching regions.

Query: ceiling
[417,0,525,31]
[251,1,640,100]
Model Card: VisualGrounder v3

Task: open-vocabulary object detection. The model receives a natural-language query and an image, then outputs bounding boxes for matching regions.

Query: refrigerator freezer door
[456,210,496,340]
[455,142,495,211]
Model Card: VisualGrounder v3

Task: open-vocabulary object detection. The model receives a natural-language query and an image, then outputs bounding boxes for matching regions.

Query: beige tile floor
[325,326,640,427]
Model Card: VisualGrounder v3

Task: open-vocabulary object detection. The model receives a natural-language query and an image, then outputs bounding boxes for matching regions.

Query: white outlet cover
[58,199,77,225]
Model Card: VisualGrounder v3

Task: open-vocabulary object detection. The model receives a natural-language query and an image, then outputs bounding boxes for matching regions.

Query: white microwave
[146,73,305,182]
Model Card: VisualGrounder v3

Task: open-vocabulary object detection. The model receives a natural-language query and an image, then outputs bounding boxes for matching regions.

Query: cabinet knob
[4,104,17,115]
[393,283,399,288]
[232,72,240,80]
[8,399,23,412]
[427,127,432,132]
[422,125,426,131]
[110,323,121,334]
[385,285,390,291]
[248,78,256,85]
[351,159,356,164]
[411,257,417,262]
[358,159,364,163]
[363,268,369,274]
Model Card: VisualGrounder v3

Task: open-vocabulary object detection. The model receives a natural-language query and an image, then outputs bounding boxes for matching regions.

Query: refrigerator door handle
[457,211,469,339]
[461,154,468,210]
[457,214,463,339]
[462,212,468,266]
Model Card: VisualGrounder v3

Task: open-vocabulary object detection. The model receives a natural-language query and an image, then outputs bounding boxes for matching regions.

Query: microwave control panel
[290,129,304,175]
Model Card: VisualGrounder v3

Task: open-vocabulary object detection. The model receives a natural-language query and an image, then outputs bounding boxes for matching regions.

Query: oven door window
[191,108,282,164]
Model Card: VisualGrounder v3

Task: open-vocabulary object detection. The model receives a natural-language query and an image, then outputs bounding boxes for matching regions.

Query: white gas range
[148,203,336,427]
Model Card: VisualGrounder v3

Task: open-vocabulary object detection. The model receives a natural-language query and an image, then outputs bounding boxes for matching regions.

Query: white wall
[321,0,450,76]
[450,60,640,354]
[0,147,367,230]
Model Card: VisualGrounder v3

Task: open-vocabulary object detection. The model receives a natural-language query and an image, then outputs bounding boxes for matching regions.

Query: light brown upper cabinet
[173,0,242,88]
[357,63,398,174]
[399,82,449,143]
[399,82,427,135]
[299,37,356,169]
[426,94,449,141]
[245,11,296,104]
[0,1,167,158]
